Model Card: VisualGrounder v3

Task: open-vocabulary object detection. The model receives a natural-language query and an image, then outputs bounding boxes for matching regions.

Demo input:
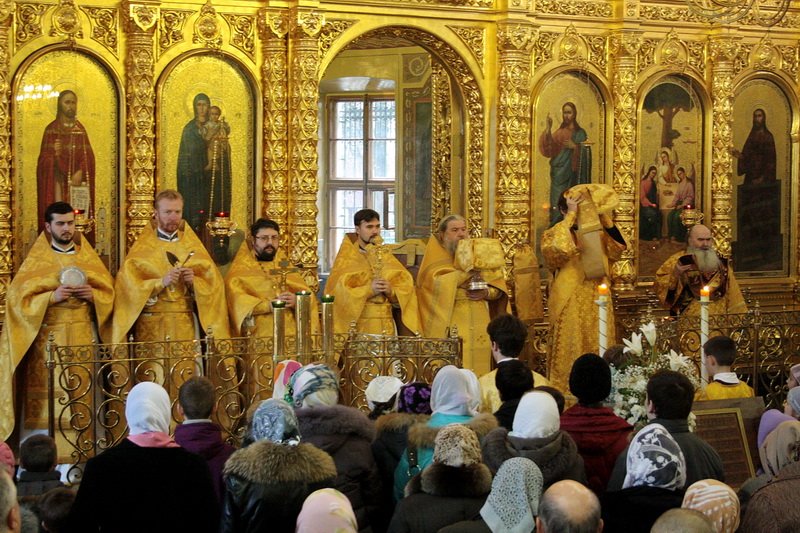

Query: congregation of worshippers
[1,185,795,533]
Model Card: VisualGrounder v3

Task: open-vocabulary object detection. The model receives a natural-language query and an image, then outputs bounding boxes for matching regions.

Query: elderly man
[536,480,603,533]
[0,202,114,445]
[225,218,319,338]
[416,214,509,376]
[327,208,419,336]
[655,224,746,316]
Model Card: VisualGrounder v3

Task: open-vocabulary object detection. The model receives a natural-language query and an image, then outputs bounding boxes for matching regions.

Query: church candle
[321,295,335,367]
[272,300,286,365]
[597,284,609,357]
[295,291,311,363]
[700,286,710,387]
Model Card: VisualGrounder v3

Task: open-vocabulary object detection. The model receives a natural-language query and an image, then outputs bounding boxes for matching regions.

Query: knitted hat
[433,424,482,467]
[365,376,404,411]
[0,443,14,477]
[682,479,740,533]
[249,398,301,445]
[289,364,339,408]
[396,382,432,415]
[569,353,611,405]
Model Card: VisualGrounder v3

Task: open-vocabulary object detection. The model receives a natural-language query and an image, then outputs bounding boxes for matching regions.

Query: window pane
[369,140,395,181]
[332,140,363,180]
[370,100,395,140]
[387,191,396,229]
[333,100,364,139]
[332,189,364,229]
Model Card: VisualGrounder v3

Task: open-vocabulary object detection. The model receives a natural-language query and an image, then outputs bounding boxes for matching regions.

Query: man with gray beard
[655,224,746,316]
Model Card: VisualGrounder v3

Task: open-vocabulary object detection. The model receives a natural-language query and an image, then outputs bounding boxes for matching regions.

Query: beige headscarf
[681,479,740,533]
[759,420,800,477]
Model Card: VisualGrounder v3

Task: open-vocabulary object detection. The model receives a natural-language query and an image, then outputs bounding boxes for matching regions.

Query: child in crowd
[696,336,755,400]
[16,435,64,499]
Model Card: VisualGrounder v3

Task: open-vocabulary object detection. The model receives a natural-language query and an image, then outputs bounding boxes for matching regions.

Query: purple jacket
[174,421,236,503]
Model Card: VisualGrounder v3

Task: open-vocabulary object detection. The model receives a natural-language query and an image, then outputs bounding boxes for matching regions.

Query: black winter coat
[220,440,336,533]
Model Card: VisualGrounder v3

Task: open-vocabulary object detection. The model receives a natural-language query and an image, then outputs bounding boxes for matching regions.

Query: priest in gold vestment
[0,202,114,442]
[326,209,420,336]
[112,190,230,391]
[542,185,626,392]
[655,224,746,317]
[416,215,509,376]
[225,218,320,338]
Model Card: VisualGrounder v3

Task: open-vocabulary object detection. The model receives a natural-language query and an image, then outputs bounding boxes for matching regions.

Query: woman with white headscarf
[65,382,219,532]
[221,398,337,533]
[393,365,497,501]
[481,390,586,489]
[601,423,688,532]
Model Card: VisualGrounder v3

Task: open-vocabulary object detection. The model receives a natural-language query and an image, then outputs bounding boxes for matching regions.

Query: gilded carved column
[709,35,739,258]
[123,2,159,249]
[258,9,289,235]
[0,0,13,312]
[495,22,535,295]
[608,31,641,290]
[287,9,323,292]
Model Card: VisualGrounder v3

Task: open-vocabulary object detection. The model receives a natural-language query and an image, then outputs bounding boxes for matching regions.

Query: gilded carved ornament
[533,32,556,67]
[319,19,356,59]
[659,30,688,68]
[128,4,158,32]
[0,0,13,24]
[193,1,221,49]
[751,36,778,70]
[448,26,485,71]
[640,5,705,23]
[497,24,535,52]
[536,0,612,18]
[83,6,118,56]
[222,13,256,60]
[263,12,289,39]
[709,37,740,63]
[775,45,798,79]
[293,11,324,38]
[15,3,45,49]
[50,0,83,41]
[558,25,588,67]
[609,31,642,58]
[159,10,189,55]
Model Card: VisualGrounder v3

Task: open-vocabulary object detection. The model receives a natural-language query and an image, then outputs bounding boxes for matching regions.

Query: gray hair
[436,214,466,235]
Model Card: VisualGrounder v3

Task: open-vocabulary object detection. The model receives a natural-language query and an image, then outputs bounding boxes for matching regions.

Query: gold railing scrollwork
[0,0,13,315]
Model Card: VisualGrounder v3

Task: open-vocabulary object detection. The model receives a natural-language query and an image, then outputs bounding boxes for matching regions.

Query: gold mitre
[454,237,505,272]
[564,183,619,214]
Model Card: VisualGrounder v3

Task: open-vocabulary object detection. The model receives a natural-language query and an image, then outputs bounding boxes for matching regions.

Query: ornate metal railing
[46,331,460,481]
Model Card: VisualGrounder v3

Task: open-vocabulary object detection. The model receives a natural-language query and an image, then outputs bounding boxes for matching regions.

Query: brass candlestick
[295,291,311,363]
[321,294,335,367]
[272,300,286,365]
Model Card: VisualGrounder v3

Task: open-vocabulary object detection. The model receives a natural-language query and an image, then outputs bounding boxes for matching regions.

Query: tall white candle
[700,285,710,388]
[597,283,609,357]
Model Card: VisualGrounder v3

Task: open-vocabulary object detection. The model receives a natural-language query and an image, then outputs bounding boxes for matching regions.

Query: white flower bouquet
[608,322,701,429]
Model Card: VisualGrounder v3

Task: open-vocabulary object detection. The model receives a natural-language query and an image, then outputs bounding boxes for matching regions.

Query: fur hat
[569,353,611,405]
[433,424,482,467]
[0,443,14,477]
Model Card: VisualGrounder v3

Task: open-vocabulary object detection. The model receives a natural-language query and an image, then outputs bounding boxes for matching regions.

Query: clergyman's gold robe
[416,236,509,377]
[541,210,625,392]
[112,221,230,344]
[225,242,320,337]
[655,250,747,317]
[0,232,114,441]
[326,234,420,336]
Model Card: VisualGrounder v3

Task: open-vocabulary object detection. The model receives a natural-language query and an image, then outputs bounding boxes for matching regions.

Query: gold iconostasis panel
[13,49,120,271]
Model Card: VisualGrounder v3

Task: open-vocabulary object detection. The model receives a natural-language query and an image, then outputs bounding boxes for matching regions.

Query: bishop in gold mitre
[416,214,509,376]
[225,218,320,338]
[541,184,626,392]
[0,202,114,442]
[112,189,230,347]
[326,208,420,336]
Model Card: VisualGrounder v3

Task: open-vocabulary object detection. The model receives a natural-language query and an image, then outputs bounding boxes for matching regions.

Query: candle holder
[596,283,609,357]
[73,209,95,234]
[272,300,286,365]
[295,291,311,363]
[321,294,335,367]
[679,205,704,228]
[206,213,237,240]
[699,285,710,388]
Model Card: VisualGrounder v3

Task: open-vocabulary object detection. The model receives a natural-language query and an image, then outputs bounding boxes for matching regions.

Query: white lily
[666,349,692,371]
[622,332,643,356]
[640,322,657,349]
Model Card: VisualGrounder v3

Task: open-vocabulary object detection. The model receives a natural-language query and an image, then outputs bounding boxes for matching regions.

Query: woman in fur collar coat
[388,425,493,533]
[393,366,498,500]
[481,391,587,490]
[220,399,337,533]
[290,364,382,533]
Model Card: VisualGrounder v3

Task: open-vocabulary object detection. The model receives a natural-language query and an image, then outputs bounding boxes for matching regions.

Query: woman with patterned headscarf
[682,479,740,533]
[220,399,337,533]
[601,423,688,532]
[289,364,381,533]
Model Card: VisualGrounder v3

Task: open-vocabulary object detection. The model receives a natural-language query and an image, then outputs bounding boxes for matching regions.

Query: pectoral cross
[269,260,300,293]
